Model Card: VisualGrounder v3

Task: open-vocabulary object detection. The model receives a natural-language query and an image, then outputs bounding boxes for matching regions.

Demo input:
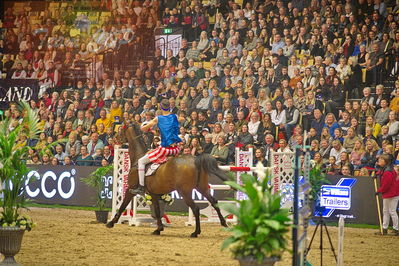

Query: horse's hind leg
[182,192,201,237]
[106,186,135,228]
[150,195,164,235]
[198,188,228,227]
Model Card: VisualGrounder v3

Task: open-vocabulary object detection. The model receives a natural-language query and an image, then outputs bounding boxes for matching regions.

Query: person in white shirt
[11,63,26,79]
[248,112,261,141]
[271,100,286,126]
[277,139,292,152]
[329,140,346,164]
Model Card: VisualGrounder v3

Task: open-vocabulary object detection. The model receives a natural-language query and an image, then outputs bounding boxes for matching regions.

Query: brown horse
[106,123,229,237]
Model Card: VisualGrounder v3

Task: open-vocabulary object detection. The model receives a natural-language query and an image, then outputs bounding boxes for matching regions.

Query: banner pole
[372,172,383,235]
[337,215,344,266]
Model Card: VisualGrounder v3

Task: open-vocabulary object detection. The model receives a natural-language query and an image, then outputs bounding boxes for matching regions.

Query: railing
[155,27,183,57]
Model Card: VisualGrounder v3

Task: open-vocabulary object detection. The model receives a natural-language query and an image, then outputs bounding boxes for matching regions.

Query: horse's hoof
[152,230,161,235]
[106,222,114,228]
[190,232,198,238]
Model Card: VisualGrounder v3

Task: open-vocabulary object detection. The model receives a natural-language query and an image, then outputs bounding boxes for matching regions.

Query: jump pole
[218,166,271,172]
[372,172,383,235]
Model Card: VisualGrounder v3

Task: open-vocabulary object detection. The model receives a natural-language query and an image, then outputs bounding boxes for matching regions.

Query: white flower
[145,194,152,200]
[165,195,171,202]
[147,201,152,205]
[20,225,26,230]
[254,161,267,180]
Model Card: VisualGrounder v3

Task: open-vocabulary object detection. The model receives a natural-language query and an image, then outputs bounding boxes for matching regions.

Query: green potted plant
[220,167,291,266]
[81,165,113,223]
[0,102,39,264]
[308,165,330,215]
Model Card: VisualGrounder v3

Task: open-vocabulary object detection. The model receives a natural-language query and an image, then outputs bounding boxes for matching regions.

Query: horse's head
[119,121,148,149]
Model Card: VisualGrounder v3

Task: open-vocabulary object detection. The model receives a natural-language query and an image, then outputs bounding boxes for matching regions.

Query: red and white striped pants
[147,146,181,164]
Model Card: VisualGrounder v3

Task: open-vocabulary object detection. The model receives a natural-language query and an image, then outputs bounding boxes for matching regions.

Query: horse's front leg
[106,186,135,228]
[151,194,164,235]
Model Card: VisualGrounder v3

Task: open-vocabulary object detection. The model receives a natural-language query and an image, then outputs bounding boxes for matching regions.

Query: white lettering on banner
[25,169,76,199]
[0,86,33,102]
[171,189,214,200]
[57,171,75,199]
[41,171,57,198]
[25,171,40,197]
[321,197,350,209]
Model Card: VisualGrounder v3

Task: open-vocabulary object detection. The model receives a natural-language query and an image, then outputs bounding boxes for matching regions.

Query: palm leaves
[220,173,291,262]
[81,165,113,211]
[0,102,41,225]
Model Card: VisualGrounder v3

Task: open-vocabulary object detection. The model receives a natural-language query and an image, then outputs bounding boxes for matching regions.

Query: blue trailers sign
[320,185,351,210]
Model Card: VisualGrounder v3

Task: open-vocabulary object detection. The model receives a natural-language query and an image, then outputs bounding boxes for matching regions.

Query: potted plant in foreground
[0,103,38,264]
[220,166,291,266]
[82,165,113,223]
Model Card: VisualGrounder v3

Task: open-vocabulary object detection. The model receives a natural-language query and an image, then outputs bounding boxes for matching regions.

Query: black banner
[21,166,387,225]
[24,166,113,207]
[0,79,39,109]
[322,175,384,225]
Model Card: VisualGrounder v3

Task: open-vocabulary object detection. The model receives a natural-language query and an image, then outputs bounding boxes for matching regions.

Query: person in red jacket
[376,154,399,235]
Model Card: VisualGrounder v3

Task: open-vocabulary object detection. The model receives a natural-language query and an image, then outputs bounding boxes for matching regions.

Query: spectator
[87,132,104,156]
[54,144,67,164]
[76,146,93,166]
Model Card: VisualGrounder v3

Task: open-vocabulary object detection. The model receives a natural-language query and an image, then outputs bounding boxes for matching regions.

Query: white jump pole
[337,215,345,266]
[218,166,271,172]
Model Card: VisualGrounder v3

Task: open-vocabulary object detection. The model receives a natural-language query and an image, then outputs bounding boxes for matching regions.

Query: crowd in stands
[1,0,399,176]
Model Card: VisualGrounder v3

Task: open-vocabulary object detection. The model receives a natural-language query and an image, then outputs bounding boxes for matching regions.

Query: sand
[2,208,398,266]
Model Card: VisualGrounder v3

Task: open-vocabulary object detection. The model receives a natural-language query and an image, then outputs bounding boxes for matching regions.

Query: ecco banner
[0,79,39,108]
[23,166,113,207]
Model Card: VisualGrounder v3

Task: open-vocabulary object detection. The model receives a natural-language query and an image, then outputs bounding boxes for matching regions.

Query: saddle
[145,162,161,177]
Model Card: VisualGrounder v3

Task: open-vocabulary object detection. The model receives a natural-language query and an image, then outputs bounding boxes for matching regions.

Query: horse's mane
[131,122,150,150]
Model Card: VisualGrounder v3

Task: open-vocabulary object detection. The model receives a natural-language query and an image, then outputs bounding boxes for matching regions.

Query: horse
[106,123,229,237]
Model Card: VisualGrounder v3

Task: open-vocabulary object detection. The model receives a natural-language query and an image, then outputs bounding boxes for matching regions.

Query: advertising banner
[0,79,39,109]
[24,166,113,207]
[322,175,383,225]
[20,165,387,225]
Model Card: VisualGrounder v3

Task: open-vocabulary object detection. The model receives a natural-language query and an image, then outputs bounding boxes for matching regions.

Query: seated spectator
[87,132,104,156]
[54,144,67,164]
[326,156,340,175]
[211,136,228,164]
[330,140,346,164]
[360,140,379,168]
[93,148,104,166]
[201,134,214,154]
[343,127,361,153]
[76,146,93,166]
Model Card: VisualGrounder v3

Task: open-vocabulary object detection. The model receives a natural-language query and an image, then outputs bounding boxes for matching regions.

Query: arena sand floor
[5,208,399,266]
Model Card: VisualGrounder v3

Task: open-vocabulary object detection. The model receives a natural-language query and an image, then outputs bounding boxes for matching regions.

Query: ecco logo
[25,169,76,199]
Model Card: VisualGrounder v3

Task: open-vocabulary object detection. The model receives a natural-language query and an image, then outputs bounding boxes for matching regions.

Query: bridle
[122,123,149,148]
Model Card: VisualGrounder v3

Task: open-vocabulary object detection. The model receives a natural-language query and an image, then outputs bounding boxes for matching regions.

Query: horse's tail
[194,154,229,183]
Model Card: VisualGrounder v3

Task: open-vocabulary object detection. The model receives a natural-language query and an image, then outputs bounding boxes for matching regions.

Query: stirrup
[129,186,145,195]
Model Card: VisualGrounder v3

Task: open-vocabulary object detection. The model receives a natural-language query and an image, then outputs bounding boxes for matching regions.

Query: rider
[130,99,183,195]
